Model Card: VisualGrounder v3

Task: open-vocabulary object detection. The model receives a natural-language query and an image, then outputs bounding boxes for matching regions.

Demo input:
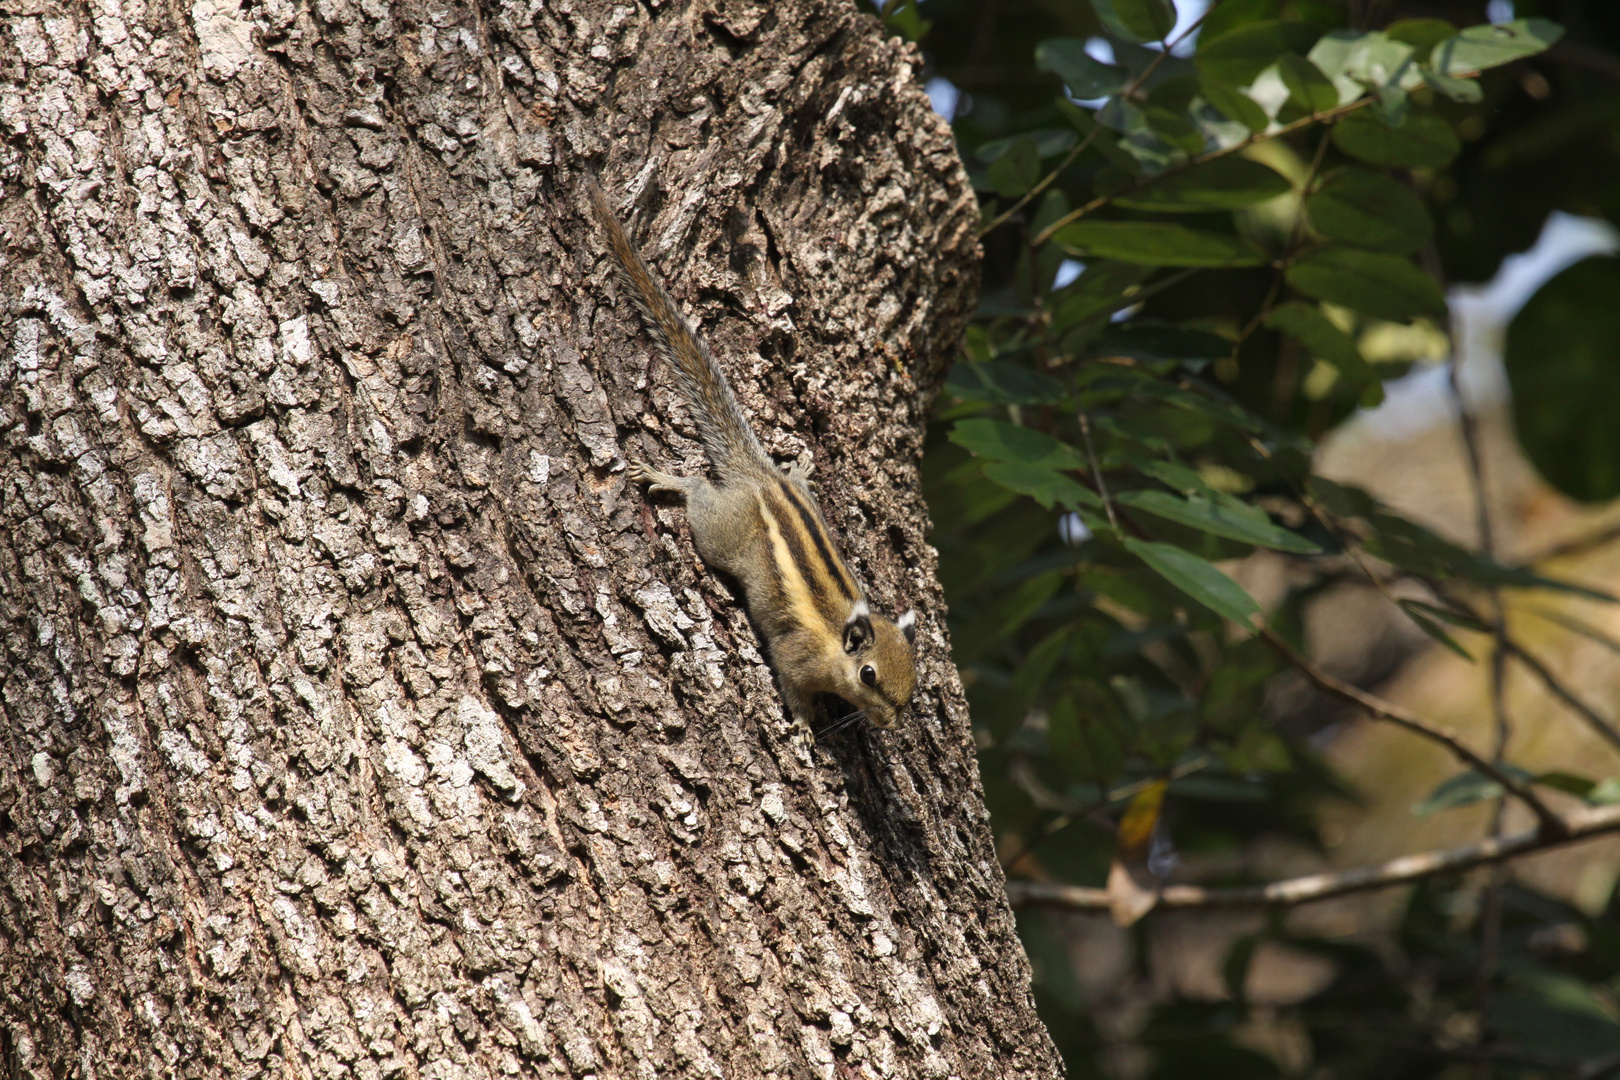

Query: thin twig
[1502,635,1620,752]
[1258,627,1568,838]
[1523,606,1620,656]
[1077,411,1118,531]
[1474,865,1508,1080]
[1004,802,1620,912]
[1518,517,1620,566]
[1449,365,1497,561]
[1446,357,1511,1080]
[1245,436,1420,617]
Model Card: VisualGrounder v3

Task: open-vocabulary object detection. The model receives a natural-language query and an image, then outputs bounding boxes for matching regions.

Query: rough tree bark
[0,0,1063,1074]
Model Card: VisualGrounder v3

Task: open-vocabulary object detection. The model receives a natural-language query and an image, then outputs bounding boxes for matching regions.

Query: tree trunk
[0,0,1061,1073]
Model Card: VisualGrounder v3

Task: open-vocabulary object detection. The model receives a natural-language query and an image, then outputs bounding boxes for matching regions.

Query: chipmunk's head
[836,601,918,729]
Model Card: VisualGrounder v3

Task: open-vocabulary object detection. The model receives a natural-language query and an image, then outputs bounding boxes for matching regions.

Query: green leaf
[1036,38,1129,98]
[1099,99,1186,174]
[1345,34,1418,90]
[1054,222,1268,267]
[1398,598,1489,633]
[1330,108,1460,168]
[1056,98,1144,175]
[1142,106,1207,156]
[1396,599,1475,661]
[1286,247,1447,323]
[1414,767,1530,817]
[1388,19,1485,101]
[1490,982,1620,1059]
[1173,775,1271,801]
[1504,255,1620,502]
[1224,729,1292,773]
[1122,538,1262,629]
[946,362,1070,406]
[1111,156,1292,212]
[949,419,1089,470]
[1384,18,1459,59]
[1197,75,1269,132]
[1196,20,1320,88]
[1432,19,1564,78]
[1088,321,1233,366]
[987,137,1041,198]
[1535,771,1596,799]
[1305,166,1434,253]
[1277,54,1338,113]
[1091,413,1173,453]
[1264,301,1382,403]
[1370,83,1409,128]
[1051,260,1154,330]
[1328,490,1619,603]
[1307,30,1373,105]
[879,0,931,42]
[983,461,1103,511]
[1091,371,1270,433]
[1116,489,1321,552]
[1091,0,1175,45]
[1589,778,1620,806]
[995,572,1067,639]
[976,129,1078,164]
[1197,0,1276,51]
[1420,66,1484,104]
[1136,459,1214,494]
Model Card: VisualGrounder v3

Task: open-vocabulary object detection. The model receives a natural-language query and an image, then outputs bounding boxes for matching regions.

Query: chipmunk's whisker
[817,709,869,738]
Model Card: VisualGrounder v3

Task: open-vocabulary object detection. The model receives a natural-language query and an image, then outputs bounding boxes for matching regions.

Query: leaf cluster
[903,0,1620,1073]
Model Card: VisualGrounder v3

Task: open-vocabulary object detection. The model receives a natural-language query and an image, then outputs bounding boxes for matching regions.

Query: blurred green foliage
[879,0,1620,1074]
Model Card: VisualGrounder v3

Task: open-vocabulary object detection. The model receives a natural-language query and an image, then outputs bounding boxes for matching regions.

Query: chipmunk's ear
[897,609,917,647]
[843,600,873,654]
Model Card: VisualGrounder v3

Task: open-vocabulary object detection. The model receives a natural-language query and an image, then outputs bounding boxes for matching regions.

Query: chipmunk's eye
[860,665,877,687]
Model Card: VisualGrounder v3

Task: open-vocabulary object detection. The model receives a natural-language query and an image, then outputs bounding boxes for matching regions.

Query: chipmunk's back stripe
[761,484,859,626]
[775,478,859,604]
[756,488,824,634]
[761,486,838,611]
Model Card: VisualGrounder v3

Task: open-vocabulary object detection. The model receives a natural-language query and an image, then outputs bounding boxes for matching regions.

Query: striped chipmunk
[583,174,917,736]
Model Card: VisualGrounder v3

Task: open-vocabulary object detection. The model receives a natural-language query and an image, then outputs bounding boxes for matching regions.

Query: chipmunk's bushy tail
[583,174,773,483]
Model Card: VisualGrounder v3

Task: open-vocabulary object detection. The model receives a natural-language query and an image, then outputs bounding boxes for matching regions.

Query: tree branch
[1076,411,1118,532]
[1518,517,1620,566]
[1259,626,1569,838]
[1005,802,1620,912]
[1502,635,1620,752]
[1447,338,1510,1080]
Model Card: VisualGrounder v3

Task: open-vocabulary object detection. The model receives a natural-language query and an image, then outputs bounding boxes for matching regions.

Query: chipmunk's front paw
[628,460,689,496]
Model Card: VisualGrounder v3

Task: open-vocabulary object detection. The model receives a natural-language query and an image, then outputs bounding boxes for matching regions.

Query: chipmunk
[584,173,917,736]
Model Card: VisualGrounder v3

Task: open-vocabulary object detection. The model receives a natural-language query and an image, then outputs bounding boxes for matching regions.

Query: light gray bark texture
[0,0,1063,1074]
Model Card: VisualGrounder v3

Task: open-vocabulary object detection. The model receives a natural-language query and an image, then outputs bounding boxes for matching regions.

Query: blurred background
[879,0,1620,1075]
